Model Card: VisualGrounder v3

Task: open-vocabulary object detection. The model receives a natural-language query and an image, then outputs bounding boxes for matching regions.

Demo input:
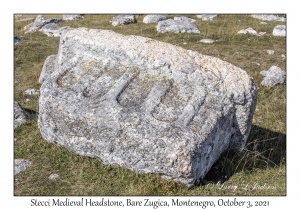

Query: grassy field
[14,14,286,196]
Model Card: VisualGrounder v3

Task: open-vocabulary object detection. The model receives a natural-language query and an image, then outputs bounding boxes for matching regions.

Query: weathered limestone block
[260,66,286,87]
[157,19,200,33]
[273,25,286,37]
[143,15,167,24]
[38,28,257,187]
[14,159,31,175]
[112,15,136,26]
[24,15,63,33]
[237,28,257,35]
[14,101,34,129]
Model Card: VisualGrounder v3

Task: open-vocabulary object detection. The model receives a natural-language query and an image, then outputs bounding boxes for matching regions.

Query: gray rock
[24,15,63,33]
[39,54,57,84]
[196,15,218,21]
[14,36,21,45]
[260,66,286,87]
[48,174,59,180]
[266,50,275,55]
[39,23,72,37]
[258,32,266,36]
[260,22,267,24]
[112,15,136,26]
[62,14,84,20]
[143,15,167,24]
[273,25,286,37]
[251,14,286,22]
[157,19,200,33]
[38,28,257,187]
[14,101,34,129]
[281,54,286,60]
[14,159,31,175]
[200,39,215,44]
[174,16,196,23]
[237,28,257,35]
[24,89,40,96]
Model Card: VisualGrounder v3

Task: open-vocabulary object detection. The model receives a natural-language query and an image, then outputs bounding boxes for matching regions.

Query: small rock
[14,159,31,175]
[258,32,266,36]
[48,174,59,180]
[196,14,217,21]
[281,54,286,60]
[260,66,286,87]
[183,42,187,45]
[156,19,200,33]
[143,15,167,24]
[200,39,215,44]
[39,23,72,37]
[238,28,257,35]
[266,50,275,55]
[260,22,267,24]
[251,14,286,22]
[14,36,21,45]
[273,25,286,37]
[24,89,40,96]
[14,101,34,129]
[25,99,30,102]
[24,15,63,33]
[112,15,136,26]
[62,14,84,20]
[252,62,261,66]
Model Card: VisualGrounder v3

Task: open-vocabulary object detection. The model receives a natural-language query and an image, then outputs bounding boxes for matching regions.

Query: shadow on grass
[202,124,286,184]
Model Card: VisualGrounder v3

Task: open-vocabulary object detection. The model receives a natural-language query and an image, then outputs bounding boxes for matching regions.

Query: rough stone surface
[260,66,286,87]
[63,14,84,20]
[39,54,57,84]
[157,19,200,33]
[266,50,275,55]
[143,15,167,24]
[273,25,286,37]
[24,89,40,96]
[24,15,63,33]
[251,14,286,22]
[14,159,31,175]
[14,36,21,45]
[112,15,136,26]
[48,174,60,180]
[196,15,217,21]
[200,39,215,44]
[14,101,34,129]
[39,23,72,37]
[38,28,257,187]
[174,16,196,23]
[237,28,257,35]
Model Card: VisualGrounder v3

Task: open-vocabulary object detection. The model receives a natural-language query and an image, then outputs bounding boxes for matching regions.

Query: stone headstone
[143,15,167,24]
[14,36,21,45]
[273,25,286,37]
[38,28,257,187]
[62,14,84,20]
[14,159,31,175]
[156,19,200,33]
[237,28,257,35]
[24,15,63,33]
[196,15,218,21]
[260,66,286,87]
[112,15,136,26]
[251,14,286,22]
[14,101,34,129]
